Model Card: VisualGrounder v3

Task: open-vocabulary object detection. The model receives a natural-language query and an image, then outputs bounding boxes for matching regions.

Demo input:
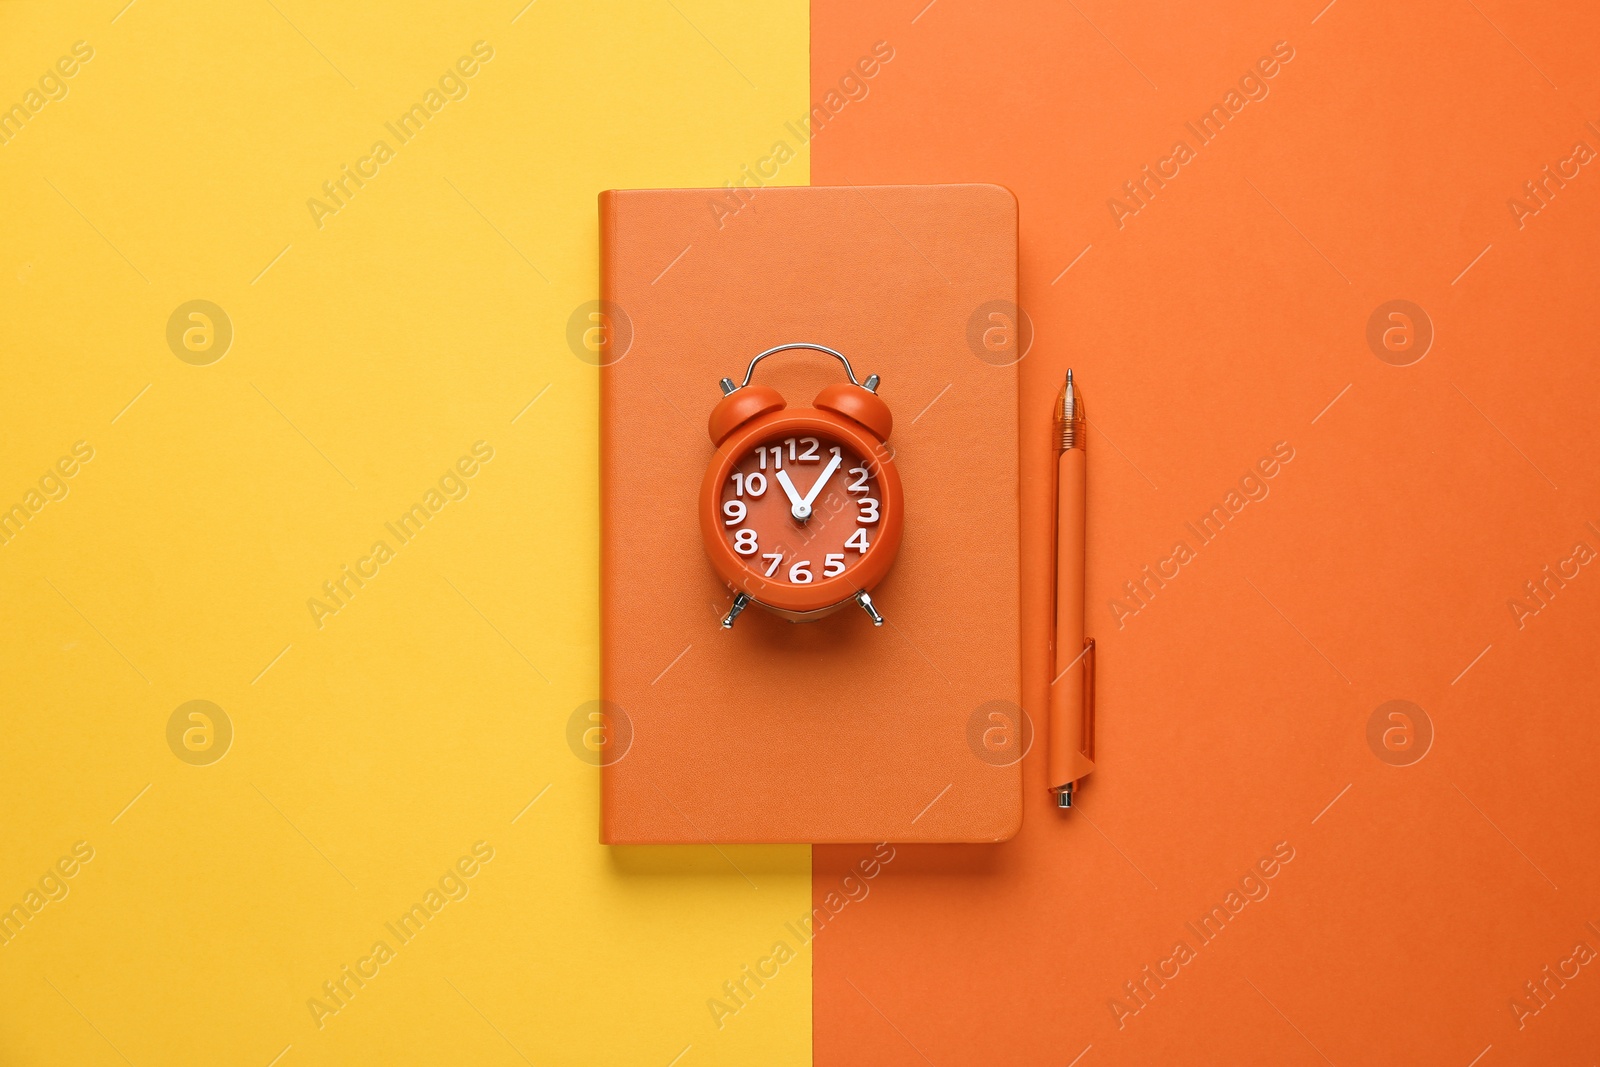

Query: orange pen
[1049,369,1095,808]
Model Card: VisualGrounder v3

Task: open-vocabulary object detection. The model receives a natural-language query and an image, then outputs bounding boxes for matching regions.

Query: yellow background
[0,2,810,1063]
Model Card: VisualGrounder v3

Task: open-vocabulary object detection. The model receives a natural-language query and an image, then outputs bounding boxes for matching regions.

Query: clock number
[762,552,783,577]
[759,445,783,470]
[723,500,746,525]
[845,528,870,553]
[829,446,841,458]
[847,467,871,493]
[734,529,758,555]
[788,559,813,584]
[732,471,767,497]
[781,437,821,461]
[857,497,879,523]
[823,553,846,577]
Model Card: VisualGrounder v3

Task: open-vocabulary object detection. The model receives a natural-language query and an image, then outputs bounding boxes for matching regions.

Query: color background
[1,2,809,1064]
[5,1,1600,1064]
[812,2,1600,1066]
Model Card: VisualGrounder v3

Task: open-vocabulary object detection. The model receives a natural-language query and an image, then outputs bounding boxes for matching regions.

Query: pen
[1049,369,1095,809]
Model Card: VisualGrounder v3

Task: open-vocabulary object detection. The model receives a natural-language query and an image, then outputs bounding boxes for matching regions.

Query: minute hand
[800,455,842,508]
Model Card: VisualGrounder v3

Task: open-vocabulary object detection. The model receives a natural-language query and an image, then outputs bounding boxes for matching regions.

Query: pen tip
[1065,368,1073,385]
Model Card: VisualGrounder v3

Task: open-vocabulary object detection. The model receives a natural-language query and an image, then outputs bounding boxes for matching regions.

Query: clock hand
[774,468,811,520]
[800,454,842,508]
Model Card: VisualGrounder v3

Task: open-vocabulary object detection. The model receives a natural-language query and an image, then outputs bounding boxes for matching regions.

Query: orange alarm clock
[700,343,903,629]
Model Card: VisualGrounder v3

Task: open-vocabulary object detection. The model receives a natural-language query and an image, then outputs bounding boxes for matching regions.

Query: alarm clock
[700,343,903,629]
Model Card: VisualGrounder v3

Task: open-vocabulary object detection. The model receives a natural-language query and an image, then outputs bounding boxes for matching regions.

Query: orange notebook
[599,184,1021,844]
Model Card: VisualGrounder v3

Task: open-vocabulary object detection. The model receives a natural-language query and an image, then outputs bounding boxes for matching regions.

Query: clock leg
[854,591,884,627]
[720,593,751,629]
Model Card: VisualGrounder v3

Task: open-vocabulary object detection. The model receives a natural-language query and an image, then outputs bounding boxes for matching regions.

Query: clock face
[717,432,883,590]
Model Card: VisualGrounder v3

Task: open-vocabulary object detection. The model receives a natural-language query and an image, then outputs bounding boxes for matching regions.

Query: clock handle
[733,343,877,392]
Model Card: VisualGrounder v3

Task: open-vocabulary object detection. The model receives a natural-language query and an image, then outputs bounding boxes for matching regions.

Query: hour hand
[775,469,811,521]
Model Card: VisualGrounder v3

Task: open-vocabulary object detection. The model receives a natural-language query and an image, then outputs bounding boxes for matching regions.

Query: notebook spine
[597,191,620,842]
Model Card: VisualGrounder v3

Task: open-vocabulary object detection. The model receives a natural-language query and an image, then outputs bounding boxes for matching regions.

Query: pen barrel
[1048,448,1093,793]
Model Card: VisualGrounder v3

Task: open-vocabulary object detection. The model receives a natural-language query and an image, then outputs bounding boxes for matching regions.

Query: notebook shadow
[609,842,810,883]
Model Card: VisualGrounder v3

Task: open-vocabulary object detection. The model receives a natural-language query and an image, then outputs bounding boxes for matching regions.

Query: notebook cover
[812,3,1600,1066]
[599,183,1020,844]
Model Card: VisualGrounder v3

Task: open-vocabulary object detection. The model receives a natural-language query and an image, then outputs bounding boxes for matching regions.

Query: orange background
[812,1,1600,1064]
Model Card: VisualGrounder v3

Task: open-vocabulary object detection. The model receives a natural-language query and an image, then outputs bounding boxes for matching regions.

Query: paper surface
[812,2,1600,1064]
[0,3,809,1064]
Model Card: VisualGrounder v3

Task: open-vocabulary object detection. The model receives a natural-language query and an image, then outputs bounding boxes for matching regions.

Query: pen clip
[1081,638,1096,764]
